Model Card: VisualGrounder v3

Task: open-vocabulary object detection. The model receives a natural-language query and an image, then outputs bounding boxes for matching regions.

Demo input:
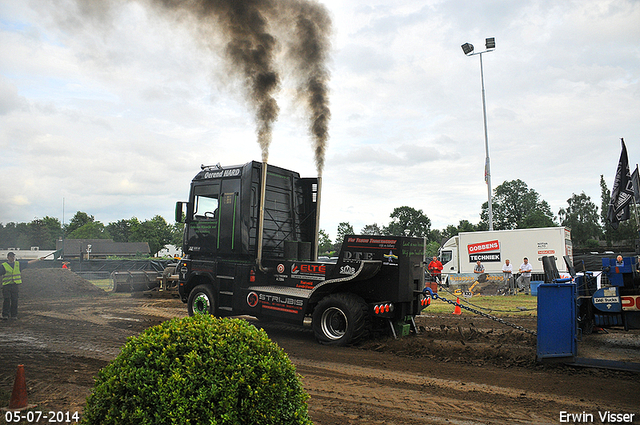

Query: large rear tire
[188,284,216,316]
[312,293,370,346]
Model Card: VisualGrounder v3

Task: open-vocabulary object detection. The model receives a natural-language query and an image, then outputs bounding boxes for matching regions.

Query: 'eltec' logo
[292,263,325,274]
[301,264,325,274]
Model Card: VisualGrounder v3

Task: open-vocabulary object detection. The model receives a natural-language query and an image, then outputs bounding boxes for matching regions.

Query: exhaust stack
[256,161,269,273]
[313,176,322,261]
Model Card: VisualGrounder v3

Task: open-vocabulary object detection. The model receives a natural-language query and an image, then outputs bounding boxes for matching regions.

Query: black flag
[631,165,640,203]
[607,139,634,229]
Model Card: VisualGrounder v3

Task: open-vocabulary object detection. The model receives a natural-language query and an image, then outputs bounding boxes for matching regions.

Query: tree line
[2,176,637,258]
[0,212,183,256]
[319,176,638,256]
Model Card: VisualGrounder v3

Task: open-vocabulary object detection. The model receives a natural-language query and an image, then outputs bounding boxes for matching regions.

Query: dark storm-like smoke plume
[67,0,331,171]
[146,0,331,173]
[285,0,331,175]
[147,0,280,163]
[220,1,280,164]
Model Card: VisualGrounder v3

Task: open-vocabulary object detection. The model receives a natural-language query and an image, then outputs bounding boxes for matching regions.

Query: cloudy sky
[1,0,639,241]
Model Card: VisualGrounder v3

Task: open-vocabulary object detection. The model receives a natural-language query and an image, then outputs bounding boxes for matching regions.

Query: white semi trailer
[439,227,573,290]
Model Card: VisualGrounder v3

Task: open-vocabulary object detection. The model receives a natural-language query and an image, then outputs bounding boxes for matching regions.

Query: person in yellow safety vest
[1,252,44,320]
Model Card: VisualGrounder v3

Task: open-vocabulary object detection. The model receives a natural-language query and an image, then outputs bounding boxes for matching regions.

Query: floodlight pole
[462,38,495,231]
[479,51,493,231]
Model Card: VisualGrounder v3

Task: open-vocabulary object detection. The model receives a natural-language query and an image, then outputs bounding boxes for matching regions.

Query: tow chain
[423,288,537,336]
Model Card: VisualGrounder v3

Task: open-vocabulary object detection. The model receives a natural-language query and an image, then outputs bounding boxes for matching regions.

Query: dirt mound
[358,314,539,369]
[361,329,538,368]
[19,268,106,299]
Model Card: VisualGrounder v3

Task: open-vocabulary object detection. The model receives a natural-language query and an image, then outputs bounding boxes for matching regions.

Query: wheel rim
[320,307,348,340]
[193,292,211,314]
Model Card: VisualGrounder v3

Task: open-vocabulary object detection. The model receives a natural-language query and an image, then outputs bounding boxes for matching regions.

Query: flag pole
[634,164,640,242]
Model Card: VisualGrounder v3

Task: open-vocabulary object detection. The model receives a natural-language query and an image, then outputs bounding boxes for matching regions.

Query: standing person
[516,257,532,295]
[1,252,43,320]
[473,260,485,274]
[501,259,513,295]
[427,256,443,284]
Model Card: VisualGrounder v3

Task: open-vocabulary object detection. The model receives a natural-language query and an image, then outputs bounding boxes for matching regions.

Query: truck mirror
[175,202,186,223]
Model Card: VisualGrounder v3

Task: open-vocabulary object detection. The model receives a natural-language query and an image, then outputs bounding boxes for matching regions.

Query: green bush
[82,315,312,425]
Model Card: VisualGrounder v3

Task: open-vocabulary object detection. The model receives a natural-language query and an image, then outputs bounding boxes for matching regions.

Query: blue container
[537,283,576,361]
[530,281,543,296]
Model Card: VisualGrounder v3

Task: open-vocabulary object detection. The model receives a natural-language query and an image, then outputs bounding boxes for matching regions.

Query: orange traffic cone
[8,365,35,410]
[453,298,462,315]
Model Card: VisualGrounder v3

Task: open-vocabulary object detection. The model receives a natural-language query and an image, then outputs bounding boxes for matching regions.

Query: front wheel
[312,293,370,346]
[188,284,216,316]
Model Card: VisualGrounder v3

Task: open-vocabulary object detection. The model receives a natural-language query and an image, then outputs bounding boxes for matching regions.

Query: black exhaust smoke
[144,0,331,173]
[67,0,331,260]
[286,0,332,176]
[69,0,331,172]
[144,0,281,163]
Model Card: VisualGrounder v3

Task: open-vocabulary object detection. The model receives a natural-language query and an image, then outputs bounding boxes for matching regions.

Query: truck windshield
[440,250,452,264]
[194,195,219,220]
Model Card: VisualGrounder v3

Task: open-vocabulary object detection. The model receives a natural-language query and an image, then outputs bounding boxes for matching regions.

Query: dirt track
[0,269,638,425]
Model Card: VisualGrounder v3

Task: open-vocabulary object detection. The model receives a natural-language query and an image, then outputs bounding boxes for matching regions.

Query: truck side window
[194,195,219,220]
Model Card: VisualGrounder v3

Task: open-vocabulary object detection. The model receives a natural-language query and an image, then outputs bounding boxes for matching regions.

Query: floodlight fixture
[461,43,474,55]
[485,37,495,50]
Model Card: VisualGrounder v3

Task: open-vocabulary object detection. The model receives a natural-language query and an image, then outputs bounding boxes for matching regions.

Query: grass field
[423,291,538,317]
[89,279,112,291]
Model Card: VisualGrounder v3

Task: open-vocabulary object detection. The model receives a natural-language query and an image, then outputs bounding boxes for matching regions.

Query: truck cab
[439,236,458,273]
[175,161,427,345]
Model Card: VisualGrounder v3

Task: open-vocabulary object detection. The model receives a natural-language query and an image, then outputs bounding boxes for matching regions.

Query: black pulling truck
[175,161,428,345]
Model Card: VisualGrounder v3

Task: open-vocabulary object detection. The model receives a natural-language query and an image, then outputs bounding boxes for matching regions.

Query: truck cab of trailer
[439,236,458,274]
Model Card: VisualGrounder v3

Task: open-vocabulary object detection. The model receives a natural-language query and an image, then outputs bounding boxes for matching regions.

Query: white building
[0,247,58,260]
[157,244,183,258]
